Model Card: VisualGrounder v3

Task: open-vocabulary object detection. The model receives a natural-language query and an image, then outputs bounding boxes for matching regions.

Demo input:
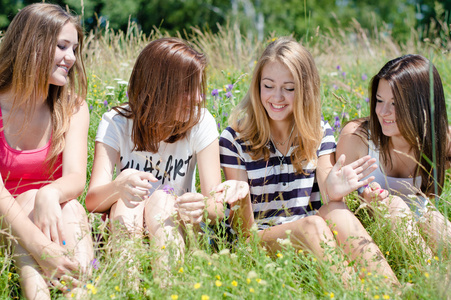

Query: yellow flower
[70,293,74,298]
[201,295,210,300]
[312,258,317,262]
[110,294,116,299]
[178,267,184,273]
[208,262,212,266]
[115,286,120,292]
[427,259,431,264]
[95,276,100,282]
[91,287,97,295]
[276,253,283,258]
[374,296,380,299]
[367,272,372,276]
[386,251,389,256]
[282,283,285,288]
[161,245,166,250]
[383,295,390,299]
[298,249,303,254]
[246,278,251,284]
[194,282,201,289]
[213,114,216,118]
[231,280,238,287]
[215,275,221,280]
[424,272,430,278]
[434,256,439,261]
[8,273,12,280]
[215,280,222,287]
[330,292,335,298]
[61,280,66,285]
[171,295,179,300]
[113,273,117,277]
[249,288,255,293]
[361,278,365,284]
[256,278,261,283]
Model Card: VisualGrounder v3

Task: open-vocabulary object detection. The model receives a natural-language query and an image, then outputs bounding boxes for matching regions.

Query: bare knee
[293,215,331,239]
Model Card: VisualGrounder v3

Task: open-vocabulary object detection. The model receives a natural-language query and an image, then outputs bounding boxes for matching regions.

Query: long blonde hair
[229,37,322,173]
[0,3,87,172]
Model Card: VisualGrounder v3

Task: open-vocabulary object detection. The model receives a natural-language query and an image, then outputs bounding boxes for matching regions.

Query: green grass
[1,23,451,299]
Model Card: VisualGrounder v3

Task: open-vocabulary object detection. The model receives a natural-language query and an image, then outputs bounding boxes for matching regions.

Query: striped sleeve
[219,127,246,170]
[317,120,336,157]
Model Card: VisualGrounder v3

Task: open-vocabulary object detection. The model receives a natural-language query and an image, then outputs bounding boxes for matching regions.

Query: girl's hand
[114,169,157,208]
[360,182,389,203]
[34,186,65,246]
[32,241,79,280]
[326,154,377,201]
[175,192,205,224]
[213,180,250,205]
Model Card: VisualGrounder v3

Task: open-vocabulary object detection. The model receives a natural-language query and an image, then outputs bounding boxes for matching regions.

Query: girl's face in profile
[375,79,401,138]
[175,85,202,122]
[48,22,78,86]
[260,61,295,124]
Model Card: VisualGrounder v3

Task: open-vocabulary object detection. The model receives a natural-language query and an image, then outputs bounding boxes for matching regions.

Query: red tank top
[0,108,63,196]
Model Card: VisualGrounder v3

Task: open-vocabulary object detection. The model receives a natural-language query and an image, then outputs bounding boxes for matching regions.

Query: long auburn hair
[368,54,448,196]
[0,3,87,172]
[114,38,206,152]
[229,37,322,174]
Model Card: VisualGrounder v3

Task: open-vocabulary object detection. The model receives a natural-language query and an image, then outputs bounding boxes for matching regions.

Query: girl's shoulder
[336,118,369,160]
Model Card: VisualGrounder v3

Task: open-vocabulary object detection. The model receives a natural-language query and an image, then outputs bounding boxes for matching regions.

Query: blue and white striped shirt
[219,121,336,229]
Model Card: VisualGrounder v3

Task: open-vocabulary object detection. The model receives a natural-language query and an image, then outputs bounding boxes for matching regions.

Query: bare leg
[419,209,451,255]
[109,199,145,238]
[318,201,399,286]
[381,196,433,258]
[144,190,185,271]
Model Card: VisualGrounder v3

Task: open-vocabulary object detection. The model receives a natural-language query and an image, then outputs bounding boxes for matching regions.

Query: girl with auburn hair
[336,54,451,255]
[0,3,93,299]
[220,37,399,284]
[86,37,247,270]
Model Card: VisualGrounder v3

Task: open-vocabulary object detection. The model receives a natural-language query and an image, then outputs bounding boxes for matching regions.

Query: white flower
[219,249,230,256]
[106,86,115,90]
[247,270,258,279]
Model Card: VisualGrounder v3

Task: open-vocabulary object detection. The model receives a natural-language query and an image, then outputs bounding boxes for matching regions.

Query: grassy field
[1,22,451,299]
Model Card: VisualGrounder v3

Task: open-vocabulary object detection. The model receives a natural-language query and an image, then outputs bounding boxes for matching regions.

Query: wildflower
[336,65,341,70]
[247,271,257,279]
[330,292,335,298]
[367,272,372,276]
[246,278,251,284]
[383,295,390,299]
[219,249,230,255]
[334,116,341,130]
[208,262,212,266]
[374,296,380,299]
[171,295,179,300]
[298,249,303,254]
[386,251,389,256]
[110,294,115,299]
[70,293,74,298]
[434,256,439,261]
[215,280,222,287]
[162,185,175,195]
[341,72,346,78]
[333,230,338,235]
[256,278,261,283]
[178,267,184,273]
[356,104,361,110]
[215,275,221,280]
[365,97,370,103]
[361,74,368,81]
[201,295,210,300]
[227,84,234,91]
[424,272,429,278]
[103,100,108,107]
[8,273,12,280]
[225,92,232,98]
[115,286,120,292]
[161,245,166,250]
[89,104,93,111]
[249,288,255,293]
[194,282,201,289]
[91,258,99,270]
[276,252,283,259]
[211,89,219,96]
[333,84,338,90]
[231,280,238,287]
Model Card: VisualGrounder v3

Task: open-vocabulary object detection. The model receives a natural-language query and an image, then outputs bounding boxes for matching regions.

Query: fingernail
[62,240,66,245]
[379,189,384,194]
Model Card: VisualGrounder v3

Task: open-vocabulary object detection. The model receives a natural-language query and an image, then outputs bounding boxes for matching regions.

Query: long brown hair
[0,3,87,172]
[228,37,322,174]
[114,38,207,152]
[369,54,448,196]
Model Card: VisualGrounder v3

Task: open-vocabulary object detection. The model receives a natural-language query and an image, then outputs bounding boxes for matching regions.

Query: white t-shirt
[96,107,219,195]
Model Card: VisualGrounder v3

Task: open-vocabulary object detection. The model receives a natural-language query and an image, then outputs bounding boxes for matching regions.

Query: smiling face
[375,79,401,138]
[260,60,295,124]
[48,22,78,86]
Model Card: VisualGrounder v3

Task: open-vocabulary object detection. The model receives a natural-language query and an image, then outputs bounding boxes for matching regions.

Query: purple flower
[336,65,341,70]
[126,91,129,98]
[341,72,346,78]
[223,112,228,117]
[162,185,175,195]
[341,112,349,119]
[226,84,234,91]
[334,116,341,131]
[361,74,367,81]
[211,89,219,96]
[89,104,93,111]
[217,122,221,130]
[91,258,99,270]
[225,92,232,98]
[333,84,338,90]
[103,100,108,107]
[364,97,370,103]
[356,104,362,110]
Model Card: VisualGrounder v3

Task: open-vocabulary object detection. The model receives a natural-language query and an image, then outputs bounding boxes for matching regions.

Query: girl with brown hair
[219,37,399,284]
[0,3,93,299]
[86,37,246,269]
[336,54,451,255]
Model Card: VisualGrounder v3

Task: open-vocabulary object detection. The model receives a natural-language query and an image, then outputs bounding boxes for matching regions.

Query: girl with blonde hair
[0,3,93,299]
[220,37,399,284]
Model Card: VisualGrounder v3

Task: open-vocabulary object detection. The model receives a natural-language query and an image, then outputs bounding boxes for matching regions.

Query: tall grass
[1,21,450,299]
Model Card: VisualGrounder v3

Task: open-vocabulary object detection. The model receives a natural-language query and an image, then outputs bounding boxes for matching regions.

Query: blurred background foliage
[0,0,451,45]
